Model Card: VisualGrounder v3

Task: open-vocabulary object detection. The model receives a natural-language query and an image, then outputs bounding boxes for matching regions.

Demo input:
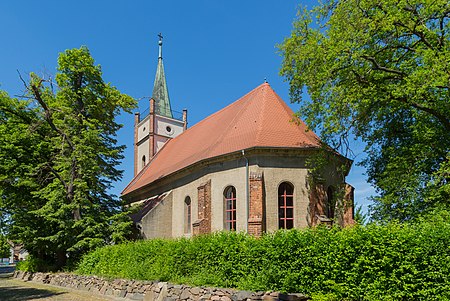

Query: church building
[121,37,354,239]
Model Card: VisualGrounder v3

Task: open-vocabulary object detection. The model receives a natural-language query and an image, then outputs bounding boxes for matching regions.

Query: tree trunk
[56,250,66,270]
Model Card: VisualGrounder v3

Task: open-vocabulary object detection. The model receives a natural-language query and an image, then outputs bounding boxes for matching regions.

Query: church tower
[134,34,187,176]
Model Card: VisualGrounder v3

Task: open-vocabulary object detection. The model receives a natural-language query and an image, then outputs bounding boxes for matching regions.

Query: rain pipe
[242,149,249,233]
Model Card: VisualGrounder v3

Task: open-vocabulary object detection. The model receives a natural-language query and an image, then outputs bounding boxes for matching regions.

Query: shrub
[16,256,55,272]
[77,215,450,300]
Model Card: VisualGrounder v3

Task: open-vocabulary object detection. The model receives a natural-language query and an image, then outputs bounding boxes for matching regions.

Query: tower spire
[152,33,173,118]
[158,32,163,59]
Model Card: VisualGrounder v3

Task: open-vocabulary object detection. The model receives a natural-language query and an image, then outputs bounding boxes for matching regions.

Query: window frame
[326,186,335,219]
[278,182,294,229]
[184,196,191,234]
[142,155,146,168]
[224,186,237,231]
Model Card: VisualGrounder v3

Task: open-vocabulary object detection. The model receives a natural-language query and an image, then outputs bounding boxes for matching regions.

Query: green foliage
[354,205,368,225]
[279,0,450,221]
[16,255,54,272]
[78,216,450,300]
[0,47,136,270]
[0,235,9,258]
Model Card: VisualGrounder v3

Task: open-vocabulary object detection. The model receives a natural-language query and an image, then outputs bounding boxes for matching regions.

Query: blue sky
[0,1,375,214]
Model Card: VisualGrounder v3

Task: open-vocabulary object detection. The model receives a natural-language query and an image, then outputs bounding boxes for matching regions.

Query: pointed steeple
[152,33,173,118]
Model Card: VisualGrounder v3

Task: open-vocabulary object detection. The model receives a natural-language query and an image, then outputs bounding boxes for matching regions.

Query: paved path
[0,265,15,278]
[0,266,116,301]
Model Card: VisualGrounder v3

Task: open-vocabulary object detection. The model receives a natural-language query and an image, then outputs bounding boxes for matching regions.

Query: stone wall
[13,270,309,301]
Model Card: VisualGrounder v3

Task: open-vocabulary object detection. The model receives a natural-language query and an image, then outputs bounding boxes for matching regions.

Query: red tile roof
[122,83,322,196]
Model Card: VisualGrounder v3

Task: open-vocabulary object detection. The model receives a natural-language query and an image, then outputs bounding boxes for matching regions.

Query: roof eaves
[122,145,324,198]
[121,138,173,195]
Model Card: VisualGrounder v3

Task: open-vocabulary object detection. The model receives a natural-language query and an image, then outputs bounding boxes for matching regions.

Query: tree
[354,205,368,225]
[280,0,450,221]
[0,47,135,269]
[0,235,9,258]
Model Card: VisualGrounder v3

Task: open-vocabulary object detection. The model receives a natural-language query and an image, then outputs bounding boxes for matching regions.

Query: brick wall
[133,112,140,176]
[343,183,355,226]
[193,179,211,235]
[308,183,327,227]
[149,98,155,158]
[308,183,354,227]
[248,171,264,237]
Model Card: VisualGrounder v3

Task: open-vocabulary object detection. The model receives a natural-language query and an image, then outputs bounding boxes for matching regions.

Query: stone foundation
[13,270,309,301]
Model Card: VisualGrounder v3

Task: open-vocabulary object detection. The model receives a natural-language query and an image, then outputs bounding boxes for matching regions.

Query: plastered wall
[140,192,173,239]
[135,150,350,239]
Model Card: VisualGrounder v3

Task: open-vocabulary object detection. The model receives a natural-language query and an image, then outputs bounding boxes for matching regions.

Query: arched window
[142,155,146,168]
[224,186,237,231]
[184,196,191,234]
[326,186,335,219]
[278,182,294,229]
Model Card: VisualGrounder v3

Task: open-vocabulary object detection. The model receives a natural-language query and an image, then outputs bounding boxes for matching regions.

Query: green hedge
[16,256,56,272]
[77,215,450,300]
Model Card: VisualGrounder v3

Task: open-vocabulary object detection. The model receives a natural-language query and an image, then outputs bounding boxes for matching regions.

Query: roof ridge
[255,84,269,143]
[184,83,267,132]
[270,88,320,146]
[206,87,262,155]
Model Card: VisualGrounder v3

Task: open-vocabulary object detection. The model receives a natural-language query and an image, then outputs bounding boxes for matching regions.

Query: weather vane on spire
[158,33,163,59]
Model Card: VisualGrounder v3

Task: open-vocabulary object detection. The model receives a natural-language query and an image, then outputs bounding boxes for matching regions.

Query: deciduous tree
[280,0,450,221]
[0,47,135,269]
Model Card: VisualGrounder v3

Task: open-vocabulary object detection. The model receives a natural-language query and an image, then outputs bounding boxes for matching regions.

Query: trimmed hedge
[77,215,450,300]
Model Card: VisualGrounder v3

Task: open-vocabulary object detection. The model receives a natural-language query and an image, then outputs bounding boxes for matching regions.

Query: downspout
[242,150,249,233]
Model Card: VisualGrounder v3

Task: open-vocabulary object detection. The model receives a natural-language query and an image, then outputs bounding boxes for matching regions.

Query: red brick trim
[308,183,326,227]
[343,183,355,226]
[133,112,140,176]
[193,180,211,235]
[248,171,264,237]
[149,98,156,158]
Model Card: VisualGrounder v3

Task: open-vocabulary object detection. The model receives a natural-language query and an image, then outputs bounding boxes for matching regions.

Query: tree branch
[361,55,406,76]
[393,20,434,50]
[29,83,75,151]
[45,163,68,190]
[393,95,450,132]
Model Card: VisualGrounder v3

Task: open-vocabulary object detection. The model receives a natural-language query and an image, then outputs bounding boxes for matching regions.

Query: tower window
[142,155,146,168]
[224,186,237,231]
[278,182,294,229]
[184,196,191,234]
[166,126,173,134]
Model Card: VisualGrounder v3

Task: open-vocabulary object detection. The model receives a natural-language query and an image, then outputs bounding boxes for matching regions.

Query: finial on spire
[152,33,173,118]
[158,33,163,59]
[264,77,268,83]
